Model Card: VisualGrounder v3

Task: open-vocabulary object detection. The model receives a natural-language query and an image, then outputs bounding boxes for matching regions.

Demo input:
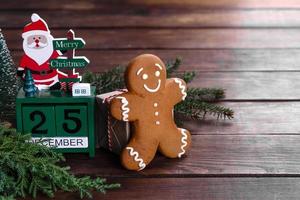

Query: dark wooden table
[2,0,300,199]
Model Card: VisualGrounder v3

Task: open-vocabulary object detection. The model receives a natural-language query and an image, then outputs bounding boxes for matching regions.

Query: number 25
[30,109,82,134]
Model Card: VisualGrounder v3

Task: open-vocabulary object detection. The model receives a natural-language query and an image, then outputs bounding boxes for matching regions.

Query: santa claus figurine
[18,13,73,91]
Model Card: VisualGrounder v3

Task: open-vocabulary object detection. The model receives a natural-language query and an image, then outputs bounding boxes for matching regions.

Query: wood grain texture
[190,72,300,100]
[12,49,300,72]
[184,102,300,134]
[66,135,300,177]
[4,29,300,50]
[3,10,300,28]
[6,102,300,135]
[32,178,300,200]
[127,0,300,9]
[3,0,300,10]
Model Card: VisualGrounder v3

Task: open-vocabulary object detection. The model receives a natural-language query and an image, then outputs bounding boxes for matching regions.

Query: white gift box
[72,83,91,96]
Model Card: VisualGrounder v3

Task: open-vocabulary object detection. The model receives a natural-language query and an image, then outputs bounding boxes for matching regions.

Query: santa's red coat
[19,51,69,86]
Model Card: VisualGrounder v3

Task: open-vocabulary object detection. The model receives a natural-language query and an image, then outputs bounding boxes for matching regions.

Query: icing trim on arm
[178,128,188,158]
[126,147,146,170]
[116,96,130,121]
[174,78,187,100]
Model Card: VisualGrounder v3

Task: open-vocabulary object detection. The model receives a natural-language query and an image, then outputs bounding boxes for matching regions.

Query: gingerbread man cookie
[110,54,191,171]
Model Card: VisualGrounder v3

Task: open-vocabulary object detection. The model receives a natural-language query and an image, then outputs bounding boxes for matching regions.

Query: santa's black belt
[30,69,53,76]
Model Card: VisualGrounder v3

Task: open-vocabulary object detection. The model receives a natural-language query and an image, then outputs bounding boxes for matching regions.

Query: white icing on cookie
[144,79,161,93]
[137,67,143,75]
[116,96,130,121]
[126,147,146,170]
[174,78,187,100]
[178,129,188,158]
[155,63,163,70]
[142,74,148,80]
[155,111,159,116]
[155,121,160,125]
[154,103,158,107]
[155,71,160,77]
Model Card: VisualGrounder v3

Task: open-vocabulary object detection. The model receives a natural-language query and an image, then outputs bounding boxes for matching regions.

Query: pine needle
[176,99,234,120]
[187,88,225,102]
[0,125,120,199]
[82,66,125,94]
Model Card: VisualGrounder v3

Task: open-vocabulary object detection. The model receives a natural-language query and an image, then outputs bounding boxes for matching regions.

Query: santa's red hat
[22,13,50,38]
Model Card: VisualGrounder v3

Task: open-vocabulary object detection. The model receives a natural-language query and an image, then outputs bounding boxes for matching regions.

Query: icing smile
[144,79,161,93]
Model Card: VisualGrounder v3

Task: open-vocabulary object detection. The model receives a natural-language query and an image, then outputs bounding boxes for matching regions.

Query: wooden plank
[184,102,300,134]
[2,0,300,10]
[12,49,300,72]
[5,29,300,50]
[4,10,300,28]
[66,135,300,177]
[190,72,300,100]
[4,102,300,135]
[41,178,300,200]
[127,0,300,9]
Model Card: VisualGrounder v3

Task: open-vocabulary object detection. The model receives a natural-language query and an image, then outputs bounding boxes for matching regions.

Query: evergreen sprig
[0,124,120,200]
[0,30,20,120]
[176,99,234,120]
[186,88,225,102]
[83,66,125,94]
[83,57,234,120]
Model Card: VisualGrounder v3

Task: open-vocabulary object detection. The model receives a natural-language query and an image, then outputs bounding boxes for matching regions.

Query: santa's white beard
[23,34,54,65]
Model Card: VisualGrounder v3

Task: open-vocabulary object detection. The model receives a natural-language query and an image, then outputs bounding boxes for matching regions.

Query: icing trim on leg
[178,129,188,158]
[174,78,187,100]
[126,147,146,170]
[116,96,130,121]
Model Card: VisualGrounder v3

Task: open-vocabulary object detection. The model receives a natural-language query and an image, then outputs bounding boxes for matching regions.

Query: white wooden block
[72,83,91,96]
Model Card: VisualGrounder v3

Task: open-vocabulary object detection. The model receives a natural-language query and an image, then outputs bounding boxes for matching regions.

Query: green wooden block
[55,105,87,137]
[59,78,80,82]
[22,106,56,137]
[16,87,96,158]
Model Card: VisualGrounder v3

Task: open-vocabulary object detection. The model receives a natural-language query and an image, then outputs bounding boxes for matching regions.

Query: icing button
[155,111,159,116]
[156,121,160,125]
[154,103,158,107]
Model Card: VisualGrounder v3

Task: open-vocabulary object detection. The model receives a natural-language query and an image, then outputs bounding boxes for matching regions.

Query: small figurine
[23,69,38,97]
[18,13,79,91]
[110,54,192,171]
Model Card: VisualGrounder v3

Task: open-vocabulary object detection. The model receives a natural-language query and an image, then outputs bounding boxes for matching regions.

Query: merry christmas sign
[50,30,89,86]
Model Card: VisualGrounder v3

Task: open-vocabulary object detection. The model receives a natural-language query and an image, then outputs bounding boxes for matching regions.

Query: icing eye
[155,71,160,77]
[142,74,148,80]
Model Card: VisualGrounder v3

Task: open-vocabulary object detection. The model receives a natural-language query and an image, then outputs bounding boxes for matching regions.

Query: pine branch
[166,57,181,76]
[165,58,196,83]
[187,88,225,102]
[82,66,125,94]
[175,99,234,120]
[0,125,120,199]
[181,71,196,83]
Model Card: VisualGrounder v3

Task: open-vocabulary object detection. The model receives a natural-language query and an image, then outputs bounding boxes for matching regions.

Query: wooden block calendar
[16,87,96,157]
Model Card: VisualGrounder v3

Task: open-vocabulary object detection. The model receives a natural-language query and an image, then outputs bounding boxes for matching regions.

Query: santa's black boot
[49,82,61,90]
